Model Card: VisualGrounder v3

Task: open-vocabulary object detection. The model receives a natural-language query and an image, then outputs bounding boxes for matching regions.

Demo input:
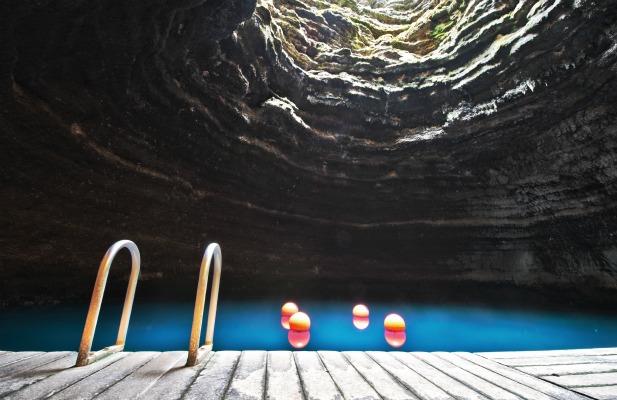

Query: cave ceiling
[1,0,617,304]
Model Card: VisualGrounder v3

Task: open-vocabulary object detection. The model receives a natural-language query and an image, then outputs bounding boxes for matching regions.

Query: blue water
[1,301,616,352]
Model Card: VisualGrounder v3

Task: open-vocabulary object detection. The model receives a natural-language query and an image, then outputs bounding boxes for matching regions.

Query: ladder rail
[75,240,140,367]
[186,242,222,366]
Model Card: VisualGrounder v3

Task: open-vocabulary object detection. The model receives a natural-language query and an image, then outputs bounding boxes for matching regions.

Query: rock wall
[1,0,617,306]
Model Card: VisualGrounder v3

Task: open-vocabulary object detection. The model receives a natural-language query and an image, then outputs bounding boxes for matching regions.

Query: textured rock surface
[1,0,617,306]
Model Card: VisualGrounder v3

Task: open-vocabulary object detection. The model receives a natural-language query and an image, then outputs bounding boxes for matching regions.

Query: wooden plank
[480,348,617,359]
[94,351,186,399]
[0,352,69,379]
[183,351,241,400]
[294,351,343,400]
[0,352,42,369]
[413,352,521,400]
[575,385,617,400]
[435,352,556,400]
[47,352,158,400]
[454,352,589,400]
[519,362,617,376]
[343,352,416,400]
[542,372,617,387]
[318,351,381,400]
[367,351,451,400]
[392,352,488,400]
[3,353,127,400]
[225,351,267,400]
[2,349,614,400]
[0,352,75,396]
[496,355,617,367]
[140,352,211,400]
[266,351,304,400]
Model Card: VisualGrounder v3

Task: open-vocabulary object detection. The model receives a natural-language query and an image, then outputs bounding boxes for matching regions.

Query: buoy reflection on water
[288,330,311,348]
[353,316,370,330]
[384,330,406,347]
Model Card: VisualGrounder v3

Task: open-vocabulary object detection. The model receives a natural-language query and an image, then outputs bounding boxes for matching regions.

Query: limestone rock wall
[1,0,617,305]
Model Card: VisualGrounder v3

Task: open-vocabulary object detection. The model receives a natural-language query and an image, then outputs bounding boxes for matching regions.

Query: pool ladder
[75,240,221,367]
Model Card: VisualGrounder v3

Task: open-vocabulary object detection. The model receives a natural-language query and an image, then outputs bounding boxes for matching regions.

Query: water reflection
[384,330,407,347]
[353,316,370,330]
[288,330,311,348]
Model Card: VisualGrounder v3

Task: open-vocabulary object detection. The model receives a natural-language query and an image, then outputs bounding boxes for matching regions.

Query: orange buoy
[280,302,299,329]
[384,313,405,332]
[289,312,311,331]
[352,304,369,318]
[281,302,299,316]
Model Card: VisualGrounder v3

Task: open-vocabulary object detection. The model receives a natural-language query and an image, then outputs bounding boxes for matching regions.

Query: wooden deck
[0,348,616,399]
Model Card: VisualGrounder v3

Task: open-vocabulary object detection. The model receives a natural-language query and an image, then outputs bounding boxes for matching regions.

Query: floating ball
[384,313,405,332]
[281,302,299,317]
[352,316,370,330]
[288,329,310,349]
[352,304,369,318]
[280,302,299,329]
[289,312,311,331]
[385,330,407,348]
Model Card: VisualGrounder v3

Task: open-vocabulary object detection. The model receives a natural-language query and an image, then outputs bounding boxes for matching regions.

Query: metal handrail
[186,243,222,366]
[75,240,140,367]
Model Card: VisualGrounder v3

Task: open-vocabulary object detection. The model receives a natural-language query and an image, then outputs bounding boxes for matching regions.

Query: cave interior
[1,0,617,310]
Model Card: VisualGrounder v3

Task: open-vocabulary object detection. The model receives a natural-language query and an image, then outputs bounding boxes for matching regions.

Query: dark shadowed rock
[1,0,617,308]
